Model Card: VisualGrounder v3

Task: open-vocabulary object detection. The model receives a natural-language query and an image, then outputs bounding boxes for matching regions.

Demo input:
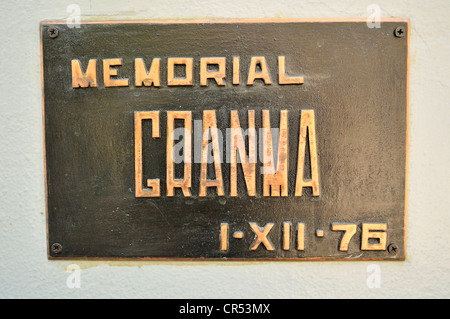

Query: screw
[48,27,59,39]
[387,243,399,255]
[394,26,405,38]
[51,243,63,254]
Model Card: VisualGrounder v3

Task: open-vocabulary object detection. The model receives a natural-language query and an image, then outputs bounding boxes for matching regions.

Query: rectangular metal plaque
[42,19,409,260]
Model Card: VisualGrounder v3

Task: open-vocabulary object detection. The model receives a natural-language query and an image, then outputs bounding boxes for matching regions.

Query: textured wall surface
[0,0,449,298]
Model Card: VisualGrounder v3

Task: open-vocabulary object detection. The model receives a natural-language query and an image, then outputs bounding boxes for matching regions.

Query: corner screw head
[394,26,405,38]
[48,27,59,39]
[51,243,63,254]
[387,243,399,255]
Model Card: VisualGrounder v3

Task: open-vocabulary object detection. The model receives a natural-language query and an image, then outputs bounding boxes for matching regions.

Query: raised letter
[167,57,193,86]
[72,59,97,88]
[247,56,272,85]
[230,110,256,197]
[331,223,357,251]
[200,57,226,86]
[278,56,304,85]
[167,111,192,197]
[103,58,129,87]
[233,56,240,85]
[249,222,275,251]
[283,222,291,250]
[295,110,320,196]
[135,58,161,87]
[135,111,160,197]
[361,223,387,251]
[220,223,229,251]
[262,110,288,197]
[199,110,224,197]
[297,223,305,251]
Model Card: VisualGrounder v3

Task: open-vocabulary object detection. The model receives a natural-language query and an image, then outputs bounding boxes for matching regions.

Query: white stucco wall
[0,0,449,299]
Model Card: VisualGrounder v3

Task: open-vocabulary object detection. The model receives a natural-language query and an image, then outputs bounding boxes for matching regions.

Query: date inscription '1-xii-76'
[71,56,320,199]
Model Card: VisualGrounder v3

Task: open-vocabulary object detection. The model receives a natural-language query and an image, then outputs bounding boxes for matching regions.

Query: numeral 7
[331,223,357,251]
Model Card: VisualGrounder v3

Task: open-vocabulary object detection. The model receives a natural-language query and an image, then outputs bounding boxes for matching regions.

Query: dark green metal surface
[42,21,408,260]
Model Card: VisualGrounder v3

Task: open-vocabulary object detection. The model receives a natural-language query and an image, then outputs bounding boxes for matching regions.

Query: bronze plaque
[41,19,409,260]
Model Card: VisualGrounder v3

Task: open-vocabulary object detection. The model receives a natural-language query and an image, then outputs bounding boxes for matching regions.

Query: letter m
[72,59,97,88]
[253,304,263,314]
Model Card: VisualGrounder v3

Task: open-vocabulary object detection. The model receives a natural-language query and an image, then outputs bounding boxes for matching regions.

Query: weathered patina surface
[42,20,408,260]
